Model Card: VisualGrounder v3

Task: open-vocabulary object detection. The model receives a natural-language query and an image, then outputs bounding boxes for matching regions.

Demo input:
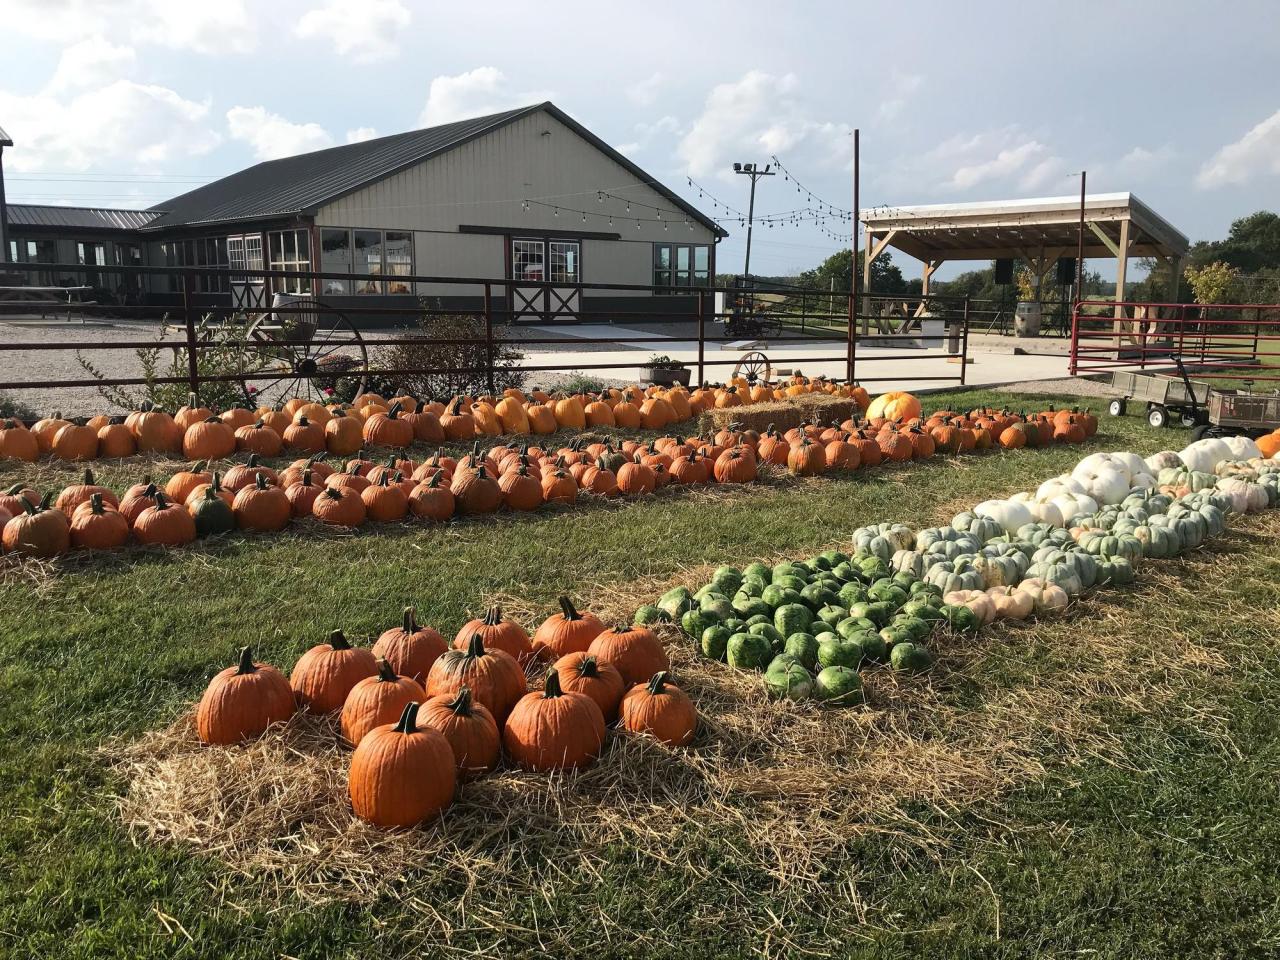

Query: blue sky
[2,0,1279,280]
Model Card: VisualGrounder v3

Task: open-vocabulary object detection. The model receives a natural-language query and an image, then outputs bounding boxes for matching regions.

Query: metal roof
[0,124,11,147]
[5,204,165,231]
[145,102,727,237]
[861,192,1189,261]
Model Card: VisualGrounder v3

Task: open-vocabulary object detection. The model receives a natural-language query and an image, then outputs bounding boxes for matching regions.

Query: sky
[2,0,1279,281]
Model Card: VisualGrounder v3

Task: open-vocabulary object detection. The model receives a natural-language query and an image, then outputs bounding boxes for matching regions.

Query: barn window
[653,243,710,291]
[267,229,311,294]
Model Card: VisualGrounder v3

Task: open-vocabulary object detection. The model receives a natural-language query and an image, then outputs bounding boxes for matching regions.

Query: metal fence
[1068,299,1280,382]
[0,261,972,404]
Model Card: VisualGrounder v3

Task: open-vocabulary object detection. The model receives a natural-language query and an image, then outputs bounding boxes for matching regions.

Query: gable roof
[0,124,12,147]
[7,204,164,231]
[145,102,726,237]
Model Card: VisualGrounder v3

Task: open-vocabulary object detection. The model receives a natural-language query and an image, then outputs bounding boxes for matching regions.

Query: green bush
[0,392,39,422]
[373,302,524,399]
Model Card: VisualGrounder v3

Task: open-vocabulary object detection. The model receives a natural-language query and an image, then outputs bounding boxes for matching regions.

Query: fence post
[959,295,970,385]
[696,291,706,386]
[845,291,856,383]
[182,271,200,399]
[483,282,495,395]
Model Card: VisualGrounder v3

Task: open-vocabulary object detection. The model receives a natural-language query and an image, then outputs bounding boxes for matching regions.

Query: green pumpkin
[890,641,933,673]
[816,603,849,628]
[657,587,695,620]
[1094,557,1136,586]
[700,625,731,661]
[633,604,669,625]
[800,582,839,610]
[189,488,235,537]
[763,659,814,700]
[818,636,866,669]
[733,595,773,620]
[781,632,818,670]
[814,666,864,705]
[836,616,878,641]
[710,565,743,595]
[939,603,980,633]
[838,582,869,608]
[849,600,894,627]
[681,609,716,639]
[744,561,771,582]
[748,622,783,649]
[774,603,815,637]
[899,598,942,623]
[699,596,734,622]
[727,632,773,670]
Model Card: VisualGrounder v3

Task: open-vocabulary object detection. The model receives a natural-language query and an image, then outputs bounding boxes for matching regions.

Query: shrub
[0,392,39,422]
[76,313,259,412]
[373,301,524,399]
[555,375,606,395]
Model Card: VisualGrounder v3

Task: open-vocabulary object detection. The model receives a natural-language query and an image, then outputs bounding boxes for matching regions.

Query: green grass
[1,388,1277,958]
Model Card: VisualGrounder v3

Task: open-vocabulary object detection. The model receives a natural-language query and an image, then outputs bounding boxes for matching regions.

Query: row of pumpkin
[0,402,1089,556]
[647,435,1280,699]
[0,377,876,463]
[196,601,691,829]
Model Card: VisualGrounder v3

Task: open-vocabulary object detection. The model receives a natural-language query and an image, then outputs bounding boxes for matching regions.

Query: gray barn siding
[314,109,716,293]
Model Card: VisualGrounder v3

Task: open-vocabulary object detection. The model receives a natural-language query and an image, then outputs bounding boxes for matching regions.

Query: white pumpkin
[1035,475,1086,502]
[1179,438,1232,474]
[1015,578,1070,615]
[1047,492,1098,526]
[1029,499,1066,528]
[1216,476,1268,514]
[1144,450,1183,472]
[985,585,1034,620]
[1078,466,1130,505]
[942,589,995,626]
[1129,472,1156,490]
[1112,452,1148,482]
[1221,435,1262,461]
[1073,452,1122,479]
[974,498,1034,534]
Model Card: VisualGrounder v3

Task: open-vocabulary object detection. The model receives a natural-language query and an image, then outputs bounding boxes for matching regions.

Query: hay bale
[699,395,860,435]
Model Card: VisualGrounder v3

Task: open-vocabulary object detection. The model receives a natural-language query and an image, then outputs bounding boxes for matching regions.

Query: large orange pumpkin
[290,629,378,713]
[418,686,500,781]
[619,671,698,746]
[196,646,297,745]
[587,624,669,687]
[348,702,457,828]
[502,669,606,772]
[340,658,426,746]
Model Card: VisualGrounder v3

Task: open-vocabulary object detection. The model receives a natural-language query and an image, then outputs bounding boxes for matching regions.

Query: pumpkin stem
[580,655,600,677]
[543,668,564,698]
[301,469,313,487]
[246,453,260,468]
[255,474,270,491]
[82,467,95,485]
[328,629,351,650]
[152,491,169,510]
[465,632,486,658]
[376,657,398,682]
[236,646,256,675]
[448,686,474,715]
[401,606,417,633]
[646,671,670,695]
[89,492,105,514]
[483,605,503,626]
[557,596,581,621]
[393,701,420,734]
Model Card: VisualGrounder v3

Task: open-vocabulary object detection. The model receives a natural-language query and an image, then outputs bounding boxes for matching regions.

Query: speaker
[993,259,1013,284]
[1056,257,1076,285]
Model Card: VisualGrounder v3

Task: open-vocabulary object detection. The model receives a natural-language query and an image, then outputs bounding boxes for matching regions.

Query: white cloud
[615,142,641,156]
[0,80,219,173]
[876,70,924,122]
[46,37,137,93]
[345,127,379,144]
[626,72,665,107]
[418,67,550,127]
[878,127,1069,197]
[1197,109,1280,188]
[226,106,334,161]
[295,0,410,63]
[2,0,257,54]
[677,71,852,179]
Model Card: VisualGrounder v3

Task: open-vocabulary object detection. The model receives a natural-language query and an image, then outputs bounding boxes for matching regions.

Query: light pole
[733,161,773,280]
[0,126,12,265]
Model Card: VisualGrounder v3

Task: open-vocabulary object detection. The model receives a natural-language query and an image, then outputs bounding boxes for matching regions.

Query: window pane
[694,246,709,271]
[676,246,691,272]
[549,241,579,284]
[654,269,671,290]
[245,235,263,272]
[653,244,671,269]
[354,229,384,294]
[384,231,413,294]
[293,229,310,262]
[269,231,284,263]
[320,228,351,294]
[511,239,545,282]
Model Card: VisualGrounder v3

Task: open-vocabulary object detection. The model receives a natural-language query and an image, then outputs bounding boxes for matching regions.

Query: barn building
[0,103,726,324]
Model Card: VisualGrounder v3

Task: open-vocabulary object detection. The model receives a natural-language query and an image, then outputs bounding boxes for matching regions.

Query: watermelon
[814,666,864,705]
[800,582,838,610]
[748,622,783,649]
[657,587,695,620]
[681,609,716,638]
[890,642,933,673]
[744,614,771,627]
[738,576,767,598]
[860,631,888,664]
[838,582,869,608]
[774,603,814,637]
[867,581,909,607]
[710,565,743,595]
[818,636,865,669]
[744,561,771,582]
[849,600,894,627]
[633,604,669,625]
[899,598,942,623]
[783,632,819,671]
[699,596,734,622]
[700,625,731,661]
[727,632,773,670]
[836,616,878,641]
[939,603,980,633]
[764,659,814,700]
[816,604,849,628]
[733,595,772,620]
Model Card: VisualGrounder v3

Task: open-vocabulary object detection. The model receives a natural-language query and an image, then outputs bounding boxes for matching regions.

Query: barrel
[1014,301,1042,338]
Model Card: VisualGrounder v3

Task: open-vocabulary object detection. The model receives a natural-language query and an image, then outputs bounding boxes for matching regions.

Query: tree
[1189,211,1280,274]
[1184,262,1238,305]
[796,249,912,296]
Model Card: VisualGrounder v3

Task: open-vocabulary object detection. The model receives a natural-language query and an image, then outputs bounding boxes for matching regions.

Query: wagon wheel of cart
[238,298,368,405]
[1147,405,1169,429]
[1107,398,1127,417]
[733,351,772,384]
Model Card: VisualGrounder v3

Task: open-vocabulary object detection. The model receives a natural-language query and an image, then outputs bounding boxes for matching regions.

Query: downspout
[0,138,10,265]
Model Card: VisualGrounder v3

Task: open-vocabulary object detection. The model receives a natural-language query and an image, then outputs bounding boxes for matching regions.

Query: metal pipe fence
[0,262,972,403]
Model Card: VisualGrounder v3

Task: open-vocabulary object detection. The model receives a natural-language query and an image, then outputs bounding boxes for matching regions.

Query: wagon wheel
[733,351,772,384]
[238,298,368,405]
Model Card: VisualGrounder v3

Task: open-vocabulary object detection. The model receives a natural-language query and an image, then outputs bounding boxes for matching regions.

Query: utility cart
[1192,385,1280,440]
[1107,356,1211,429]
